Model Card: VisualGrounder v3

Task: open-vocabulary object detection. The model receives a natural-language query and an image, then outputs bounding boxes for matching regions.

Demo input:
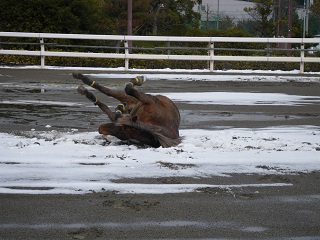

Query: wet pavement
[1,68,319,134]
[0,68,320,239]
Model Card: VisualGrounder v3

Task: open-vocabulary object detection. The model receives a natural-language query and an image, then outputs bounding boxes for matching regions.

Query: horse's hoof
[77,85,88,95]
[135,75,147,86]
[72,72,83,79]
[125,83,134,95]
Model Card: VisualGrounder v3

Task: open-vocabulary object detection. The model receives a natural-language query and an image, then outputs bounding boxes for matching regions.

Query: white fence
[1,31,320,73]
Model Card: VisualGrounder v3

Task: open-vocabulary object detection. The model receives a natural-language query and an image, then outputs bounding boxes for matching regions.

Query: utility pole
[288,0,292,38]
[216,0,220,30]
[306,0,309,36]
[206,4,208,30]
[127,0,132,36]
[287,0,293,56]
[277,0,281,37]
[303,0,309,38]
[127,0,132,52]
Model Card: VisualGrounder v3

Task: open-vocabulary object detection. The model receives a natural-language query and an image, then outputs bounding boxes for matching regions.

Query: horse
[73,72,181,148]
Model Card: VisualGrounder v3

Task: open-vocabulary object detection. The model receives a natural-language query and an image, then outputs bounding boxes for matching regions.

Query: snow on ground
[159,92,320,106]
[0,66,319,194]
[87,71,320,83]
[0,126,319,194]
[1,65,320,82]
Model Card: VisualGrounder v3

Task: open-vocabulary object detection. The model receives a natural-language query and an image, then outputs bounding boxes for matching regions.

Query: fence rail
[1,32,320,73]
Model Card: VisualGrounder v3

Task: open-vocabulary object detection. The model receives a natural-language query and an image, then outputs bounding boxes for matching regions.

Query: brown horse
[73,72,180,148]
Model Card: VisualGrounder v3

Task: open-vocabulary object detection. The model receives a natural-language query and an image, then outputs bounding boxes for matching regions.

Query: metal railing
[1,31,320,73]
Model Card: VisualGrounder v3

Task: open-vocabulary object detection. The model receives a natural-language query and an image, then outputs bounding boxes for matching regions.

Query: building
[195,0,255,30]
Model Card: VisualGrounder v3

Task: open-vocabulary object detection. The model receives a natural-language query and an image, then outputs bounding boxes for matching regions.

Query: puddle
[242,226,268,232]
[0,100,82,107]
[161,92,320,106]
[277,195,320,203]
[4,186,55,191]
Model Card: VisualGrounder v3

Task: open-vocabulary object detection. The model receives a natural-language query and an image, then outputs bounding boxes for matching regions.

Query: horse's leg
[77,85,116,122]
[115,103,127,120]
[73,72,139,110]
[124,77,154,105]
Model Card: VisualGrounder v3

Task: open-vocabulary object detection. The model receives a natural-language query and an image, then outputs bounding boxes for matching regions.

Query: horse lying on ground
[73,72,180,148]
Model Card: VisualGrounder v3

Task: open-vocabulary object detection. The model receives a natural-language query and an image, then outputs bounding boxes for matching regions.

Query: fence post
[266,43,271,57]
[300,43,305,74]
[124,40,129,70]
[167,41,171,55]
[40,38,45,68]
[209,42,214,72]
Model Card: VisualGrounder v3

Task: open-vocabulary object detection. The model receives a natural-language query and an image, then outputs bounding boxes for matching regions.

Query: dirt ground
[0,68,320,239]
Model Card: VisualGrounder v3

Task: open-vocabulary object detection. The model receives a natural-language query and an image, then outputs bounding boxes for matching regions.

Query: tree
[136,0,202,35]
[244,0,275,37]
[218,15,236,30]
[102,0,129,34]
[0,0,106,34]
[310,0,320,15]
[237,18,259,35]
[274,0,302,38]
[0,0,201,36]
[309,0,320,35]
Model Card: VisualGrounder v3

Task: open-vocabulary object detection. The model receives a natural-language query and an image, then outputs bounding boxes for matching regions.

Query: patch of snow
[0,126,319,194]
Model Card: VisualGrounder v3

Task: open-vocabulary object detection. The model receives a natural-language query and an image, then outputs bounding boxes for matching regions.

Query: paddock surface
[0,68,320,239]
